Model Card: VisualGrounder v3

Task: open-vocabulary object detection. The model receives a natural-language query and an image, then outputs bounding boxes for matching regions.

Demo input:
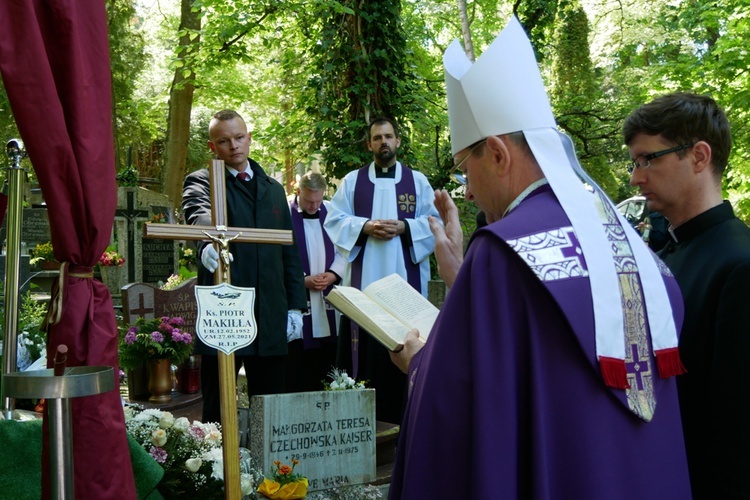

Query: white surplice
[324,162,438,296]
[300,200,347,338]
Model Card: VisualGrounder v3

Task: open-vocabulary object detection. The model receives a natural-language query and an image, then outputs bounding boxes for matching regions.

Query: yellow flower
[277,479,308,499]
[257,478,308,499]
[258,479,281,497]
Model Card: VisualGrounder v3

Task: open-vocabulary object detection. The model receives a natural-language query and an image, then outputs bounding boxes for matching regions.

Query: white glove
[200,245,233,272]
[286,310,303,342]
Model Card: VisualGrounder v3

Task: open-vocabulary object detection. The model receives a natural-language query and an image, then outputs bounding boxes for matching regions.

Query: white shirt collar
[503,178,548,216]
[227,162,253,179]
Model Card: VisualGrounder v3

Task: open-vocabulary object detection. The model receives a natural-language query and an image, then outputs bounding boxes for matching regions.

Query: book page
[327,286,411,346]
[363,274,439,339]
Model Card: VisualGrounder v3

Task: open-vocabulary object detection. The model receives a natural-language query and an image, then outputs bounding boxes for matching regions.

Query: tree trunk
[457,0,475,61]
[162,0,201,209]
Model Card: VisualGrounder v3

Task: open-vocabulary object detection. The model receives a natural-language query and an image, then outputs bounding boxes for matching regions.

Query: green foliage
[549,2,620,198]
[303,0,433,180]
[29,241,54,266]
[116,166,139,187]
[107,0,153,171]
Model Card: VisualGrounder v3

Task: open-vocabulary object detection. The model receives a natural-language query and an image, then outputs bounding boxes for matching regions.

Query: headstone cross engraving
[143,160,293,499]
[115,189,149,283]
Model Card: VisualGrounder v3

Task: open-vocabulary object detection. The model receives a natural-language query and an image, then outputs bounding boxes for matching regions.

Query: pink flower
[151,331,164,343]
[149,447,168,464]
[188,426,205,440]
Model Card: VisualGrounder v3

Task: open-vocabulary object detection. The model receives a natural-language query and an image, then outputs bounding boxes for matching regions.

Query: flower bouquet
[322,367,366,391]
[124,406,262,499]
[99,248,125,267]
[257,459,308,499]
[119,316,194,370]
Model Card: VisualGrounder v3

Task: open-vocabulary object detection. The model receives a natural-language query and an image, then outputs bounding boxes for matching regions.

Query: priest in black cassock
[625,92,750,499]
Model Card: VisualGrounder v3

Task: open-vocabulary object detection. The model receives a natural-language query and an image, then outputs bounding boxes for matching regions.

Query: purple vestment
[389,186,691,499]
[290,197,337,349]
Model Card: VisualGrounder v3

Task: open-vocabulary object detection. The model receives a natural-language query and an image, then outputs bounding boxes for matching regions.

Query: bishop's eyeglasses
[450,138,487,185]
[627,143,694,174]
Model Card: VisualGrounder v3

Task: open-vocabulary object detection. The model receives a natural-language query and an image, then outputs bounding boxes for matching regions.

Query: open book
[326,273,439,351]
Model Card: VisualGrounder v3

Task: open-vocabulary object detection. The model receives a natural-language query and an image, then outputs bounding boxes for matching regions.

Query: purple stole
[290,197,337,349]
[481,185,664,418]
[349,164,420,376]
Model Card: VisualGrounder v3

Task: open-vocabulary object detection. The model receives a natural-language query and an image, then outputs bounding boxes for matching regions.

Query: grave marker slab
[113,188,177,284]
[0,208,51,249]
[121,277,197,333]
[250,389,376,492]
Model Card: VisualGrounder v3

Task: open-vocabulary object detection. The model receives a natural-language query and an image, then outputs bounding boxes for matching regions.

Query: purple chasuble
[389,185,690,499]
[290,197,337,349]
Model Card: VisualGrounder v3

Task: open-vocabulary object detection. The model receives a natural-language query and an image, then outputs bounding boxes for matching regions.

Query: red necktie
[237,172,250,181]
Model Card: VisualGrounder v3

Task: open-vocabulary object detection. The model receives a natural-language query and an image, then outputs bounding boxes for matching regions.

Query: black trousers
[284,338,338,393]
[200,354,286,424]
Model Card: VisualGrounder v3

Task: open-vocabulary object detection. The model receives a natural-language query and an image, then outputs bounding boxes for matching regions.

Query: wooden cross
[143,160,292,499]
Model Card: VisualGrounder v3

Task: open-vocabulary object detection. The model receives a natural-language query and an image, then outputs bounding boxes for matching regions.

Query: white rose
[330,381,340,389]
[240,473,254,495]
[173,417,190,432]
[158,412,175,429]
[185,458,202,473]
[205,428,222,444]
[151,429,167,447]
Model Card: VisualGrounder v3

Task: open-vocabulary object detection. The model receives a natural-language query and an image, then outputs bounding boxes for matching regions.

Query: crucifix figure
[144,160,301,498]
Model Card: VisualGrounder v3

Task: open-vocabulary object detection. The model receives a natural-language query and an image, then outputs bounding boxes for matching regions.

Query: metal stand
[1,138,28,418]
[2,366,114,499]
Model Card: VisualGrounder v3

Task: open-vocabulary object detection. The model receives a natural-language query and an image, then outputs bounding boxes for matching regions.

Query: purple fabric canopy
[0,1,135,497]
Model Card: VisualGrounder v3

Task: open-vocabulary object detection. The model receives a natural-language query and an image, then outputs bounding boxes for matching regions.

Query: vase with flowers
[98,247,126,295]
[119,316,194,403]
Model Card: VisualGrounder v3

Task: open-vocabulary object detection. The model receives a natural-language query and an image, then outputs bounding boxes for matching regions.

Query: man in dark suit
[182,109,307,423]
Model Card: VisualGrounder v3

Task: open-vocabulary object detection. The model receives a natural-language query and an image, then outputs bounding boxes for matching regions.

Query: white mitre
[444,17,680,390]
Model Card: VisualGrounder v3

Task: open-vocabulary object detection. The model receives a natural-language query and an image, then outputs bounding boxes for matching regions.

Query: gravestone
[113,187,178,284]
[121,277,198,399]
[250,389,376,492]
[0,255,31,293]
[141,205,176,284]
[121,277,198,334]
[0,207,51,251]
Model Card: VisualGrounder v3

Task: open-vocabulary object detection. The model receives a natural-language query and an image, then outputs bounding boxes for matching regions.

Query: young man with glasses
[625,92,750,499]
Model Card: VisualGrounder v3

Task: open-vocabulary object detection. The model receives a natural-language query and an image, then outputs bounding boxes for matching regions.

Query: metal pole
[48,397,75,499]
[1,138,27,419]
